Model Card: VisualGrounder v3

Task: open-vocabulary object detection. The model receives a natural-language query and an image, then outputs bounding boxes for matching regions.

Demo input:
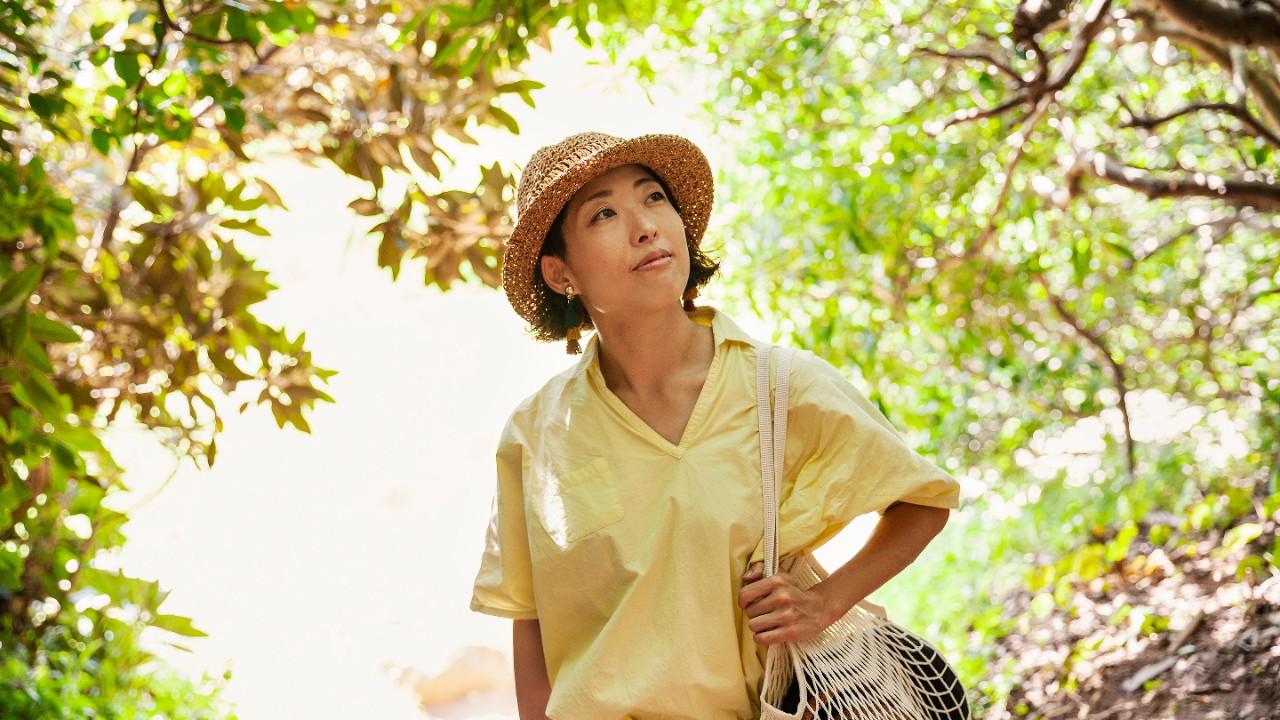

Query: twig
[1035,274,1137,479]
[966,94,1052,256]
[914,46,1025,84]
[155,0,258,50]
[1121,100,1280,149]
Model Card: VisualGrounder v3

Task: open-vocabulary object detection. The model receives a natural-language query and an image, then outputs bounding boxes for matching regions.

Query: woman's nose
[632,214,659,242]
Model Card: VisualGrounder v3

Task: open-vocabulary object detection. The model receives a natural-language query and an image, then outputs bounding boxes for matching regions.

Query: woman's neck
[593,304,713,396]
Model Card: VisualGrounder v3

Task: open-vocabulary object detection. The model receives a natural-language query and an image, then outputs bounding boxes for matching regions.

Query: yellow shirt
[469,304,961,719]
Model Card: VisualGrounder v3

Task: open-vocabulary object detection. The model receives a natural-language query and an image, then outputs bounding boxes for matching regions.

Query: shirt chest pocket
[531,457,624,550]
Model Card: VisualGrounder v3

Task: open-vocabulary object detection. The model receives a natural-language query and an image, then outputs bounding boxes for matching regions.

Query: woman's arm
[740,502,950,645]
[812,502,949,624]
[513,618,552,719]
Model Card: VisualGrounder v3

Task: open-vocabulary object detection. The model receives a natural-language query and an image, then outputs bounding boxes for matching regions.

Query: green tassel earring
[564,285,582,355]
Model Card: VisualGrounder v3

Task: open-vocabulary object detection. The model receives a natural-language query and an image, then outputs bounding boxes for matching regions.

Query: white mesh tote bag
[753,342,971,720]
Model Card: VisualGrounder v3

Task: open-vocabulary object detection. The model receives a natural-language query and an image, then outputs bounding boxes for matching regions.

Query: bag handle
[755,342,793,579]
[753,341,892,621]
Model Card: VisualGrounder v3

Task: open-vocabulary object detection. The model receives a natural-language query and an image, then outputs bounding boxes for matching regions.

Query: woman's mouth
[634,255,672,271]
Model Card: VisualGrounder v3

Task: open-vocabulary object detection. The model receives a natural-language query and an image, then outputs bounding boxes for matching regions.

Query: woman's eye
[590,192,665,223]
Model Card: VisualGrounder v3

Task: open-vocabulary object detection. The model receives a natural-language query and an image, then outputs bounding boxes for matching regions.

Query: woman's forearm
[513,618,552,719]
[813,502,950,625]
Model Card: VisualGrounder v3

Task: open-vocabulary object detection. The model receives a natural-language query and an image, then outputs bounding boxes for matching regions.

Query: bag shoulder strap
[755,342,794,578]
[754,342,893,622]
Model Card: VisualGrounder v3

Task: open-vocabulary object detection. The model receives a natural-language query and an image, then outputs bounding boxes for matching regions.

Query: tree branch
[966,94,1053,256]
[1130,8,1280,130]
[155,0,258,49]
[1074,148,1280,210]
[1013,0,1077,44]
[1145,0,1280,53]
[942,94,1031,129]
[914,46,1025,84]
[1043,0,1115,93]
[1035,274,1137,479]
[937,0,1113,129]
[1121,99,1280,149]
[1124,210,1241,270]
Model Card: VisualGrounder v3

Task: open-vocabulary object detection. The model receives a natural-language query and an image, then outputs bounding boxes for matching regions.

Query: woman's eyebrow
[575,177,661,216]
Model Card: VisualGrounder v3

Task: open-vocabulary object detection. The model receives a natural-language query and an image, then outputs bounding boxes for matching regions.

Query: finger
[739,574,801,610]
[753,623,798,647]
[737,575,784,609]
[742,560,764,580]
[748,606,799,633]
[748,588,804,621]
[743,590,782,618]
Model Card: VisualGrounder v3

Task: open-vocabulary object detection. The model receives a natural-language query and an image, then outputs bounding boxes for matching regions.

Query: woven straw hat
[501,131,716,326]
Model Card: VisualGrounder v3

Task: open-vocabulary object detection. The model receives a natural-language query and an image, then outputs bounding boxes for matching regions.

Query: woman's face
[540,163,690,320]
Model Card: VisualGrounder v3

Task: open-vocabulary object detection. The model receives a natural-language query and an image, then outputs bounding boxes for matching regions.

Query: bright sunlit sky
[88,18,1262,718]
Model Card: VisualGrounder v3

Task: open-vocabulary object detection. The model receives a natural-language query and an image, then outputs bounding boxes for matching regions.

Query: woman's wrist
[812,578,860,629]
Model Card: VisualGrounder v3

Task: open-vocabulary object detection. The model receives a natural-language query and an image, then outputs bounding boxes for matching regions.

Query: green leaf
[223,104,245,133]
[27,92,53,118]
[572,3,591,43]
[208,348,253,382]
[151,613,209,638]
[460,40,486,78]
[78,567,168,610]
[263,4,293,33]
[161,72,187,97]
[18,338,52,373]
[495,79,546,94]
[56,425,108,454]
[50,440,81,471]
[90,22,112,42]
[1222,523,1264,553]
[23,370,61,411]
[3,310,28,354]
[219,217,268,235]
[487,104,519,133]
[291,6,318,33]
[27,314,81,343]
[0,544,23,591]
[256,179,285,209]
[226,9,250,40]
[391,6,434,51]
[113,51,141,85]
[438,4,477,25]
[91,127,112,154]
[432,35,469,68]
[0,266,42,315]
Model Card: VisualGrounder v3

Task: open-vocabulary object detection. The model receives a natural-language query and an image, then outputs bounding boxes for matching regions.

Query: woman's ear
[540,254,571,295]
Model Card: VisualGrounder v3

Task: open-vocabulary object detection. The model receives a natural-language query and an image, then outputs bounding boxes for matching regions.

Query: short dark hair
[530,166,720,343]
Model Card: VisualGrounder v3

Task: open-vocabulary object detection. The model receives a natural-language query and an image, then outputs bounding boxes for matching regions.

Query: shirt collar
[573,304,757,378]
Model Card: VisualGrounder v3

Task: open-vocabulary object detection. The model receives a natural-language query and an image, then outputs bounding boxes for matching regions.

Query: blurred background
[1,1,1277,718]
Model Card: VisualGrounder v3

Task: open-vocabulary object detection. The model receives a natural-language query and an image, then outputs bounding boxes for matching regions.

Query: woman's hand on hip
[738,560,836,646]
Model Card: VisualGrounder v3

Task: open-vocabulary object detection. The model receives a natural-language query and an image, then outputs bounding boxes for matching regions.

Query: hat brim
[501,133,715,327]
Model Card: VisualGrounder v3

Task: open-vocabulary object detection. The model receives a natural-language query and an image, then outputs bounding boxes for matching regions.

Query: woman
[469,131,962,719]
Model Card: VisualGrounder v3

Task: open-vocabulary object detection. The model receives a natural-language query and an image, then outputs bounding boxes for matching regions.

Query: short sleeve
[469,412,539,620]
[766,349,961,561]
